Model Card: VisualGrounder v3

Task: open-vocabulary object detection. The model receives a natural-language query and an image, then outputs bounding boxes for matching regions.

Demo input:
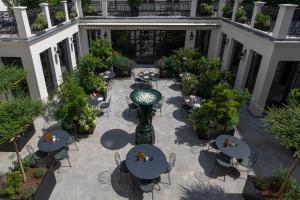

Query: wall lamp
[103,31,108,39]
[225,38,229,45]
[189,32,194,41]
[239,49,247,60]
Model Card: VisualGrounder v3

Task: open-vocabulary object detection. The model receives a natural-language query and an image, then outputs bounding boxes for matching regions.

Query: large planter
[33,167,56,200]
[0,124,35,152]
[254,23,271,32]
[242,175,263,200]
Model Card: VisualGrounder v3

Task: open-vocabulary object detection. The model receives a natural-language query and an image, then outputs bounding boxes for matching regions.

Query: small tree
[265,103,300,199]
[90,38,113,72]
[0,98,42,182]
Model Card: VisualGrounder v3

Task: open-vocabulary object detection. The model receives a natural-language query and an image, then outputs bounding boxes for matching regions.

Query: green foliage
[111,53,133,76]
[3,0,40,9]
[255,13,271,27]
[0,65,27,95]
[33,167,47,179]
[3,172,22,197]
[20,187,36,200]
[55,10,65,21]
[222,5,233,18]
[78,54,102,74]
[235,7,247,23]
[10,155,32,173]
[127,0,143,7]
[47,0,60,6]
[265,103,300,155]
[198,3,213,16]
[287,88,300,105]
[235,89,251,108]
[32,13,47,31]
[83,6,97,15]
[90,38,113,72]
[181,75,198,97]
[69,7,77,18]
[53,75,96,134]
[79,73,107,94]
[0,97,42,144]
[189,83,241,136]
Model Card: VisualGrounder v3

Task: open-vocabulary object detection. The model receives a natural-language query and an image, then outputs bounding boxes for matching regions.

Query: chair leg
[119,172,121,184]
[152,190,154,200]
[67,157,72,167]
[160,109,162,117]
[168,172,171,185]
[108,107,111,112]
[106,109,109,117]
[74,142,79,151]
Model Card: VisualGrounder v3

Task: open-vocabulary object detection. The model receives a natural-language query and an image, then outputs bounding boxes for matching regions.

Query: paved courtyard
[0,67,299,200]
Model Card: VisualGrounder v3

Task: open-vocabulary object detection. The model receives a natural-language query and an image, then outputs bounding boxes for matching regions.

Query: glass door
[229,40,244,84]
[57,39,71,73]
[40,50,55,95]
[245,51,262,94]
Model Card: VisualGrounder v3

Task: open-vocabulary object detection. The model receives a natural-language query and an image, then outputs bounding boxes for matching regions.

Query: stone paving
[0,67,299,200]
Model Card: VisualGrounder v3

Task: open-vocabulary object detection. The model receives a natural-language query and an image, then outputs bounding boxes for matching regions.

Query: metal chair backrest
[159,96,165,106]
[249,152,260,168]
[26,145,34,156]
[169,153,176,170]
[114,152,121,167]
[107,97,111,106]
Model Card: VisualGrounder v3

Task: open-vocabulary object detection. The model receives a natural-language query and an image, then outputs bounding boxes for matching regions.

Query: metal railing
[196,3,216,17]
[27,7,45,34]
[288,8,300,37]
[49,4,65,26]
[261,6,279,32]
[83,1,102,16]
[239,3,253,25]
[107,0,191,17]
[0,11,18,35]
[67,2,78,19]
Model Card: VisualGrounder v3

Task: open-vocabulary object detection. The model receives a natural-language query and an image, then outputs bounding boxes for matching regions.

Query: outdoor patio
[0,67,299,200]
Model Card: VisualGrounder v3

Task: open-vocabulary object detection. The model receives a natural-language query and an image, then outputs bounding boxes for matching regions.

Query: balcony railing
[289,8,300,37]
[83,1,102,17]
[27,7,45,34]
[239,3,253,25]
[196,2,217,17]
[108,1,131,16]
[49,4,65,26]
[261,6,279,33]
[68,2,78,19]
[0,11,18,35]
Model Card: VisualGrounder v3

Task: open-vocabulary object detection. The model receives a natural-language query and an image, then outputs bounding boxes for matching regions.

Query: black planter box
[33,167,56,200]
[0,124,35,152]
[242,175,263,200]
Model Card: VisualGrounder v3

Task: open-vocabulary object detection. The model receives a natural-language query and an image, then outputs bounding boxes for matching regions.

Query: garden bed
[0,124,35,152]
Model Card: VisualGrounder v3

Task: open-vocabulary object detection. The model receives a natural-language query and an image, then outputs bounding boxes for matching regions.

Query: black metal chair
[114,152,130,184]
[238,152,260,176]
[153,96,164,117]
[100,97,111,117]
[54,147,72,170]
[139,179,161,200]
[65,123,79,151]
[211,152,232,181]
[132,72,143,85]
[162,153,176,185]
[26,145,47,166]
[150,74,159,88]
[207,140,219,153]
[126,96,138,117]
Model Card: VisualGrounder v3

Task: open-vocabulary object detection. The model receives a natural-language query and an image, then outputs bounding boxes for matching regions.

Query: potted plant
[54,10,65,23]
[222,5,233,18]
[69,7,77,19]
[32,13,47,32]
[83,6,97,16]
[79,73,108,98]
[111,53,134,77]
[197,3,213,16]
[254,13,271,31]
[127,0,143,16]
[235,7,247,23]
[90,38,113,73]
[181,75,198,97]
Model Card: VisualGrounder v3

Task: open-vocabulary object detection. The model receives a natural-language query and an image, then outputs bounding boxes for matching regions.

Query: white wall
[0,0,7,11]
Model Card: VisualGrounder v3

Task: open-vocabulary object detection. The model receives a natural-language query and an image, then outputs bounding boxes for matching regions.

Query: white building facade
[0,0,299,117]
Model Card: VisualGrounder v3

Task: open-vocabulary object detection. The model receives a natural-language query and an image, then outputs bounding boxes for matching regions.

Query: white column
[184,30,196,48]
[79,28,89,58]
[248,52,278,116]
[61,1,70,22]
[207,29,222,58]
[12,6,31,38]
[49,45,63,87]
[218,0,227,17]
[273,4,298,39]
[250,1,266,28]
[190,0,197,17]
[102,1,108,17]
[75,0,83,18]
[39,3,52,29]
[24,50,48,100]
[66,36,77,70]
[221,37,234,70]
[234,48,252,88]
[231,0,242,21]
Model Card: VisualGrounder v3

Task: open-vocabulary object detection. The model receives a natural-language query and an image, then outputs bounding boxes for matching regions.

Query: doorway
[40,50,55,95]
[229,40,244,79]
[245,51,262,94]
[195,30,211,56]
[57,39,72,73]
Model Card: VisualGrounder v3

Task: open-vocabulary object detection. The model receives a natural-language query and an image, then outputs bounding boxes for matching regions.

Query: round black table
[216,135,251,159]
[38,130,69,152]
[126,144,167,179]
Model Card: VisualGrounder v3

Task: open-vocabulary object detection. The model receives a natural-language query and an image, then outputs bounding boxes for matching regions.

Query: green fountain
[130,88,162,145]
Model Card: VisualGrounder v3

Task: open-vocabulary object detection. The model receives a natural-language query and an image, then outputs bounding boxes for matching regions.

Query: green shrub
[181,75,198,96]
[198,3,213,16]
[55,11,65,21]
[90,38,113,72]
[222,5,233,18]
[78,54,102,74]
[127,0,143,7]
[287,88,300,105]
[111,53,133,76]
[34,167,47,179]
[235,7,247,23]
[80,73,107,94]
[20,187,36,200]
[3,172,22,197]
[10,155,32,172]
[69,7,77,18]
[255,13,271,30]
[83,6,96,15]
[32,13,47,31]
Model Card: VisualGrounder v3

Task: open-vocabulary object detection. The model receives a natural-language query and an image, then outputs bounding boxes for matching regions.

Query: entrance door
[245,51,262,94]
[58,39,71,73]
[229,40,243,80]
[40,50,55,95]
[267,61,300,106]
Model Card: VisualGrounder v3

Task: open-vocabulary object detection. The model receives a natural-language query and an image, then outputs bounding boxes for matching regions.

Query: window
[87,30,102,49]
[195,30,211,56]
